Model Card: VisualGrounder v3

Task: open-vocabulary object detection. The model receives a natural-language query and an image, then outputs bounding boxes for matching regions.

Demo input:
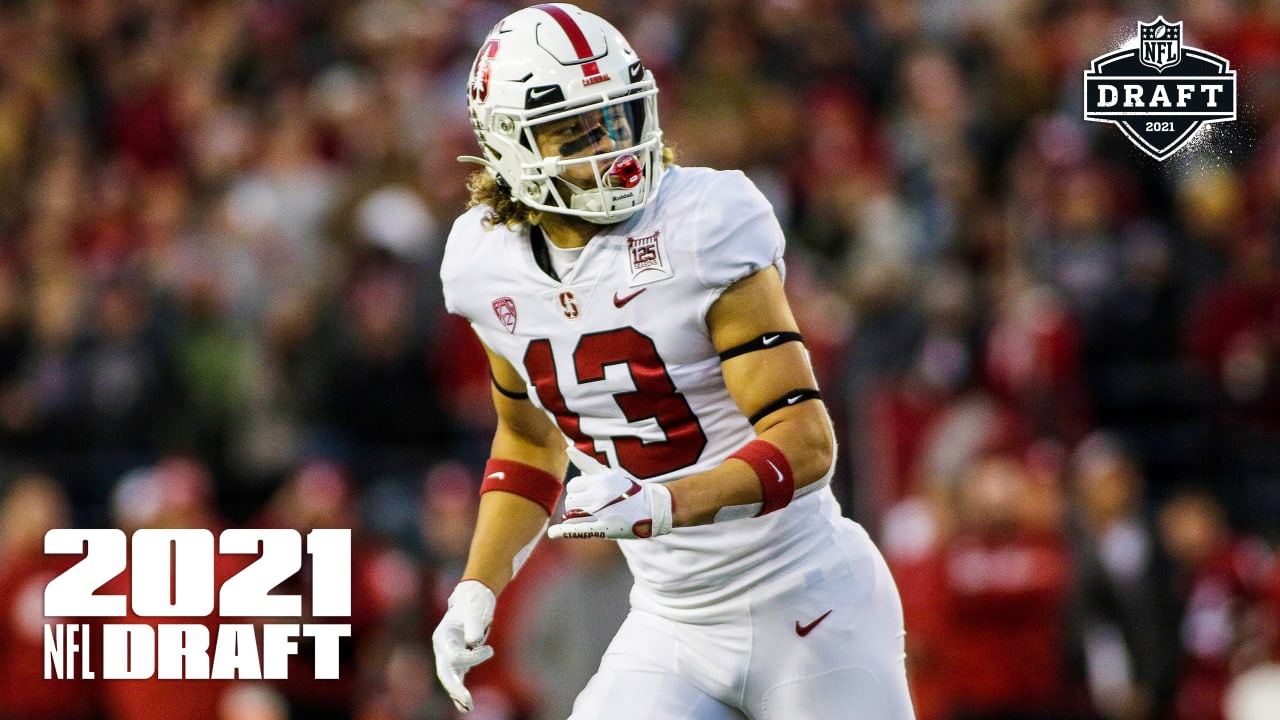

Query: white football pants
[567,522,916,720]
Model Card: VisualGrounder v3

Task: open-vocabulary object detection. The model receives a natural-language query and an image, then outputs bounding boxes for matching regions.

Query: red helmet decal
[469,38,500,103]
[534,4,602,79]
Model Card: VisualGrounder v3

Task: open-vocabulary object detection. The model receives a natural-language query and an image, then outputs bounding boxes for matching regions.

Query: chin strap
[461,152,642,224]
[567,181,640,223]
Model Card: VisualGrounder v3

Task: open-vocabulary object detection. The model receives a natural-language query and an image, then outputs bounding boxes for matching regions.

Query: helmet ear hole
[520,180,547,203]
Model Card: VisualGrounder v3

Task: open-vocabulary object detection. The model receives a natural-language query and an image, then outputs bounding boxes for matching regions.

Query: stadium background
[0,0,1279,719]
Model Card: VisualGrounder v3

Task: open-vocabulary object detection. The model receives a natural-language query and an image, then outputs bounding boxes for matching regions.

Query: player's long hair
[467,146,677,230]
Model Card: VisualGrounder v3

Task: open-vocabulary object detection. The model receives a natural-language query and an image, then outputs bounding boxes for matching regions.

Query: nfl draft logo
[43,528,352,681]
[1083,17,1236,160]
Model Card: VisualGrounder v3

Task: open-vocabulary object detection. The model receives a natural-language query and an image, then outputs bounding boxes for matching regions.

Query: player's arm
[548,264,833,540]
[663,264,834,526]
[463,342,568,594]
[434,342,567,713]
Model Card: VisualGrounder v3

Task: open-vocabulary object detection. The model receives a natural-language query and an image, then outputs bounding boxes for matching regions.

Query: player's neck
[538,212,608,249]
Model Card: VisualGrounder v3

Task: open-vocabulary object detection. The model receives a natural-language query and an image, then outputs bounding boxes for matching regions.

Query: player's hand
[432,580,496,713]
[548,447,674,540]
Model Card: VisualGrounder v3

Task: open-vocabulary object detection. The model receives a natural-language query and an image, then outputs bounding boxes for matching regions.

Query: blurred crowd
[0,0,1279,719]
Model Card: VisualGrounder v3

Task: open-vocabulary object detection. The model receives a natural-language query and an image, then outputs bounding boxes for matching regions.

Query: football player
[433,4,916,719]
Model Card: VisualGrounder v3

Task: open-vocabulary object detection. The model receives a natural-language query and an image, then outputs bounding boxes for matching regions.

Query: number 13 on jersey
[523,327,708,478]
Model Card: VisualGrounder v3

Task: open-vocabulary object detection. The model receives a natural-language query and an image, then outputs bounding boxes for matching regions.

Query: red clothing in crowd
[920,531,1074,719]
[1171,538,1271,720]
[0,553,96,720]
[1184,253,1280,432]
[1271,559,1280,660]
[892,547,951,720]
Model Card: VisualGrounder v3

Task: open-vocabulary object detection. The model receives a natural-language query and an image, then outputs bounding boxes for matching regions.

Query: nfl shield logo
[1139,18,1181,72]
[492,296,517,333]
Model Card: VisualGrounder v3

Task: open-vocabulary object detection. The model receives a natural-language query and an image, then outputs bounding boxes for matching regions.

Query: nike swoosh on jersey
[613,288,646,307]
[795,609,833,637]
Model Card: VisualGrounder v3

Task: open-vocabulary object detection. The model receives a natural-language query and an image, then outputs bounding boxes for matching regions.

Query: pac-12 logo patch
[492,296,517,333]
[1083,17,1236,160]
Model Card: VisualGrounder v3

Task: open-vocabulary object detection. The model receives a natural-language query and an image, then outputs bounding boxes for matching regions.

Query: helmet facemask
[513,90,661,223]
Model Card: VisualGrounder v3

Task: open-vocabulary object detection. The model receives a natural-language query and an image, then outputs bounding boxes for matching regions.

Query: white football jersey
[442,165,848,609]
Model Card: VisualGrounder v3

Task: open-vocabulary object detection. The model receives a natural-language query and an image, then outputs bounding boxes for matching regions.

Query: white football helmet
[462,3,663,224]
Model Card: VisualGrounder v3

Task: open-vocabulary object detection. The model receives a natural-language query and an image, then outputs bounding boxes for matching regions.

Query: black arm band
[491,371,529,400]
[718,331,804,361]
[748,388,822,426]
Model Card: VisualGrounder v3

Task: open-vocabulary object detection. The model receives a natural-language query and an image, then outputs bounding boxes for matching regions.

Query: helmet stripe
[533,4,601,77]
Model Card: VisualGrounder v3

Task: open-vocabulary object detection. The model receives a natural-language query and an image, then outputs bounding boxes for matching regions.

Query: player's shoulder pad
[440,205,507,317]
[678,167,785,291]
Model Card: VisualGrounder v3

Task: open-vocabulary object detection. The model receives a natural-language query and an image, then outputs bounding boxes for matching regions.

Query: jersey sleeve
[439,206,492,319]
[691,170,786,292]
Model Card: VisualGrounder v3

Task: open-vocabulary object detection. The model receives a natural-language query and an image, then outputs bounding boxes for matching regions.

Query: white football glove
[432,580,496,712]
[547,447,674,540]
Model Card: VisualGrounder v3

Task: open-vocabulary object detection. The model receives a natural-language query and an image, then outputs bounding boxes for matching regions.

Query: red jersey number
[523,328,707,478]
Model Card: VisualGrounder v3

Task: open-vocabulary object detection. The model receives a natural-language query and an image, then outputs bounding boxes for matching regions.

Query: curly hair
[466,145,677,230]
